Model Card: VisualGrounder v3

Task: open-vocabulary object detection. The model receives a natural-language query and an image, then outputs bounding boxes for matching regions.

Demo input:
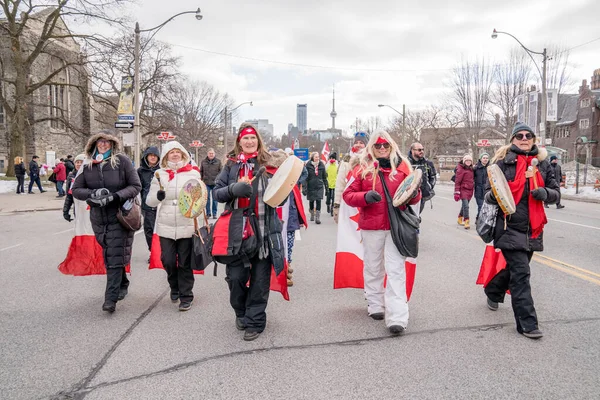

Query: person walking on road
[63,154,85,222]
[53,158,67,197]
[28,155,46,194]
[545,155,565,209]
[407,142,436,214]
[200,148,223,218]
[474,153,489,220]
[14,156,26,195]
[343,130,422,336]
[137,146,161,254]
[213,123,286,341]
[325,152,338,216]
[304,152,328,224]
[333,131,368,223]
[71,131,141,313]
[483,122,560,339]
[146,141,202,312]
[454,154,475,229]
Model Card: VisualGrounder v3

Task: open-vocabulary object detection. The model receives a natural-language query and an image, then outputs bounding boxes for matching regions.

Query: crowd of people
[51,119,563,342]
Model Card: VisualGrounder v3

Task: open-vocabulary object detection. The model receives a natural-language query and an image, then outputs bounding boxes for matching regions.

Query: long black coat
[29,159,39,177]
[137,146,160,211]
[14,162,26,177]
[473,160,488,200]
[486,145,560,252]
[72,154,141,268]
[200,157,223,186]
[305,161,327,201]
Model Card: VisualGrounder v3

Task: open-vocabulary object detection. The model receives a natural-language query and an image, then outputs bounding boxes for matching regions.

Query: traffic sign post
[477,139,490,147]
[115,121,134,130]
[157,132,176,141]
[189,140,204,163]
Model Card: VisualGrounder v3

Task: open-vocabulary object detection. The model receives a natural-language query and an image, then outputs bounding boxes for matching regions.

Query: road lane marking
[547,218,600,231]
[534,253,600,279]
[53,228,74,235]
[0,243,23,252]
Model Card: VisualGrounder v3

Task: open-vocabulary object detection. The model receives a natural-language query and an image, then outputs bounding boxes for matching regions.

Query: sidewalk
[0,184,64,215]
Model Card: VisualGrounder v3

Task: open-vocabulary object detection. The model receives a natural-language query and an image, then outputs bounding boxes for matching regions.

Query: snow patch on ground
[0,180,17,194]
[562,186,600,199]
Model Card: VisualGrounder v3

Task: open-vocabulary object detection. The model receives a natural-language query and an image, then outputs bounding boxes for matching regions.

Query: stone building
[0,8,93,172]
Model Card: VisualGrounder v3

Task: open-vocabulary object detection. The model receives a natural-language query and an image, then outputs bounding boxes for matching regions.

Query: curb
[561,194,600,204]
[0,207,62,216]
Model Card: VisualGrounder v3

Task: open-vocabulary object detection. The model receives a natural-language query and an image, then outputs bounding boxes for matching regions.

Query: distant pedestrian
[65,155,75,176]
[333,132,368,223]
[63,154,86,222]
[28,155,46,194]
[474,152,490,220]
[137,146,161,253]
[545,155,565,209]
[14,156,26,195]
[200,148,223,218]
[71,131,141,313]
[304,152,328,224]
[407,142,436,213]
[54,158,67,197]
[325,152,338,215]
[454,154,475,229]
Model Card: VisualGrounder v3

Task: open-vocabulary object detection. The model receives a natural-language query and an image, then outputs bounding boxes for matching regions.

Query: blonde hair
[357,129,410,181]
[491,144,512,163]
[310,152,320,161]
[227,122,271,165]
[14,156,23,164]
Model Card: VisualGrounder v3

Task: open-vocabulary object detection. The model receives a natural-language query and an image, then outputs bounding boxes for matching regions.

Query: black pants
[160,237,194,302]
[325,188,334,207]
[309,200,321,212]
[225,256,271,333]
[28,175,43,192]
[106,267,129,302]
[485,250,538,333]
[16,175,25,193]
[142,209,157,250]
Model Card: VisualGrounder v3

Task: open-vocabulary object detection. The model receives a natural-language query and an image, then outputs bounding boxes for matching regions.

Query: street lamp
[378,104,406,154]
[491,29,548,147]
[133,8,203,167]
[223,101,253,152]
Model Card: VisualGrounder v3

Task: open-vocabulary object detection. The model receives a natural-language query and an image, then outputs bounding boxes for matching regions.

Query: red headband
[375,137,389,145]
[238,126,258,142]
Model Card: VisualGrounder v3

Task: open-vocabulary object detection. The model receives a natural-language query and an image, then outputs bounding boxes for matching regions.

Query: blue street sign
[117,114,135,121]
[294,148,309,161]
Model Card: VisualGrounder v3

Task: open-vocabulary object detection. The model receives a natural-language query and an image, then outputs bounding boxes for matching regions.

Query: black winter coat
[29,160,39,177]
[200,157,223,186]
[550,163,563,184]
[486,145,560,252]
[305,161,327,201]
[473,160,488,200]
[65,160,75,176]
[14,162,26,177]
[408,154,436,199]
[137,146,161,211]
[63,170,76,217]
[72,154,142,268]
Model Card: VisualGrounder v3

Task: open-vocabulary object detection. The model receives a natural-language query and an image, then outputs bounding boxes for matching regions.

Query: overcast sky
[110,0,599,136]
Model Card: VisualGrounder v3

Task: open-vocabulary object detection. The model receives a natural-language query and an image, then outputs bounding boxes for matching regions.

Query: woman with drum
[71,131,141,313]
[484,122,560,339]
[213,123,286,341]
[146,141,202,311]
[304,152,328,224]
[343,130,421,336]
[454,154,475,229]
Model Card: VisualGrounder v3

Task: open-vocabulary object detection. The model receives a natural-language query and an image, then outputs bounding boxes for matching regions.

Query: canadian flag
[321,141,330,161]
[292,138,299,151]
[333,174,417,301]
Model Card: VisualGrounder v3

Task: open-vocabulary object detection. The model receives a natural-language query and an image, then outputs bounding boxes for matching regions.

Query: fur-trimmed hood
[84,131,121,158]
[159,141,191,168]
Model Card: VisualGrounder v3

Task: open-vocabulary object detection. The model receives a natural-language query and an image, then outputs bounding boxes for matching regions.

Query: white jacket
[146,141,204,240]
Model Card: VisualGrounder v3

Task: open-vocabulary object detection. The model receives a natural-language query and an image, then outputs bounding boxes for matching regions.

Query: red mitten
[454,192,460,202]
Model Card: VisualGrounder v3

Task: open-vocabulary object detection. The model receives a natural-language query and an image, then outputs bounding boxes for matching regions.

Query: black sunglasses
[374,143,391,149]
[514,133,534,140]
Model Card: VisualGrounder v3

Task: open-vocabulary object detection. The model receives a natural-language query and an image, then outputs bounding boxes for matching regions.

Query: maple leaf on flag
[349,212,361,231]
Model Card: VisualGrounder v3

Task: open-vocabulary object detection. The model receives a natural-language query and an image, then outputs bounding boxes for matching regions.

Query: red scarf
[166,163,193,181]
[507,155,547,239]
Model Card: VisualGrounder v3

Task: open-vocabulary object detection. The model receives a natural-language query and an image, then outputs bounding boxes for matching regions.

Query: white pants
[361,230,409,328]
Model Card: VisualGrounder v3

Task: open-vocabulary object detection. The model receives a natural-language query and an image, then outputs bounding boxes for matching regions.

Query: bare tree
[0,0,130,176]
[545,45,577,95]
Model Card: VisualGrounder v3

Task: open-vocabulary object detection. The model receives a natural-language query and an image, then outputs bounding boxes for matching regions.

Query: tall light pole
[223,101,253,153]
[491,29,548,147]
[133,8,203,166]
[378,104,406,154]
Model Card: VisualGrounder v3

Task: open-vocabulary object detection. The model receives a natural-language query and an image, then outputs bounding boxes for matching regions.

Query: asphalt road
[1,189,599,399]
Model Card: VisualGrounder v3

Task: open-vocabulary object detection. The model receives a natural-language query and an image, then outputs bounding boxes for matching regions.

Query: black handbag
[191,213,216,272]
[48,172,57,183]
[476,201,498,243]
[379,171,420,258]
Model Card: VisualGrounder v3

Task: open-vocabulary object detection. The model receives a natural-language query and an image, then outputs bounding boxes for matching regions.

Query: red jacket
[454,162,474,200]
[343,160,421,231]
[54,162,67,181]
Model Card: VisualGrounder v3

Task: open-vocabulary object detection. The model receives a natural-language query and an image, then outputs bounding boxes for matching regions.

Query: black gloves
[86,192,118,208]
[157,190,166,201]
[484,191,498,205]
[365,190,382,204]
[63,213,72,222]
[229,182,253,198]
[531,188,548,201]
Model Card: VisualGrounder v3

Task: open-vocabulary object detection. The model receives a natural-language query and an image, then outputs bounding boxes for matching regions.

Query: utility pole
[133,22,141,167]
[223,106,228,155]
[402,103,406,155]
[540,47,548,147]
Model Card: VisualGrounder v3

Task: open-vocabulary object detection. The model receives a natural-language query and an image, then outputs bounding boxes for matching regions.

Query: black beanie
[511,122,535,139]
[550,155,557,162]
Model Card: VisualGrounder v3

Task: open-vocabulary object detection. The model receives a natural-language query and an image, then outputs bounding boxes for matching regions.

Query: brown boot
[464,219,470,229]
[287,278,294,287]
[288,263,293,274]
[457,216,464,225]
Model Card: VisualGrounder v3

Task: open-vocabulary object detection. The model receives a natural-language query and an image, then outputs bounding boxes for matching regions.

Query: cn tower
[330,85,337,130]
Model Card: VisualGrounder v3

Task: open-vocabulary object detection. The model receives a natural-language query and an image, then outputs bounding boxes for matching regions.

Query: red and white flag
[292,138,299,150]
[321,141,330,161]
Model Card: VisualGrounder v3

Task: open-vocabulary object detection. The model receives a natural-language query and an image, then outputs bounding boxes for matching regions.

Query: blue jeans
[28,175,44,192]
[56,181,65,196]
[458,198,470,220]
[205,185,218,216]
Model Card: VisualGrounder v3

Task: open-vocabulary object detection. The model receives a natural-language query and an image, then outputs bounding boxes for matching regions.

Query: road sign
[117,114,135,121]
[190,141,204,147]
[157,132,176,141]
[294,148,309,161]
[115,121,134,129]
[476,139,490,147]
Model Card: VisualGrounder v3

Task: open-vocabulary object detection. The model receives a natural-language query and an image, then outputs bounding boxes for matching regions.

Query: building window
[48,84,65,129]
[0,104,4,125]
[579,119,589,129]
[581,98,590,108]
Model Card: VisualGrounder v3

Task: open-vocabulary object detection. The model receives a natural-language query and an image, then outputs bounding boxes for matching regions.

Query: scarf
[166,163,192,181]
[312,160,320,176]
[507,154,547,239]
[237,158,269,260]
[92,149,111,164]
